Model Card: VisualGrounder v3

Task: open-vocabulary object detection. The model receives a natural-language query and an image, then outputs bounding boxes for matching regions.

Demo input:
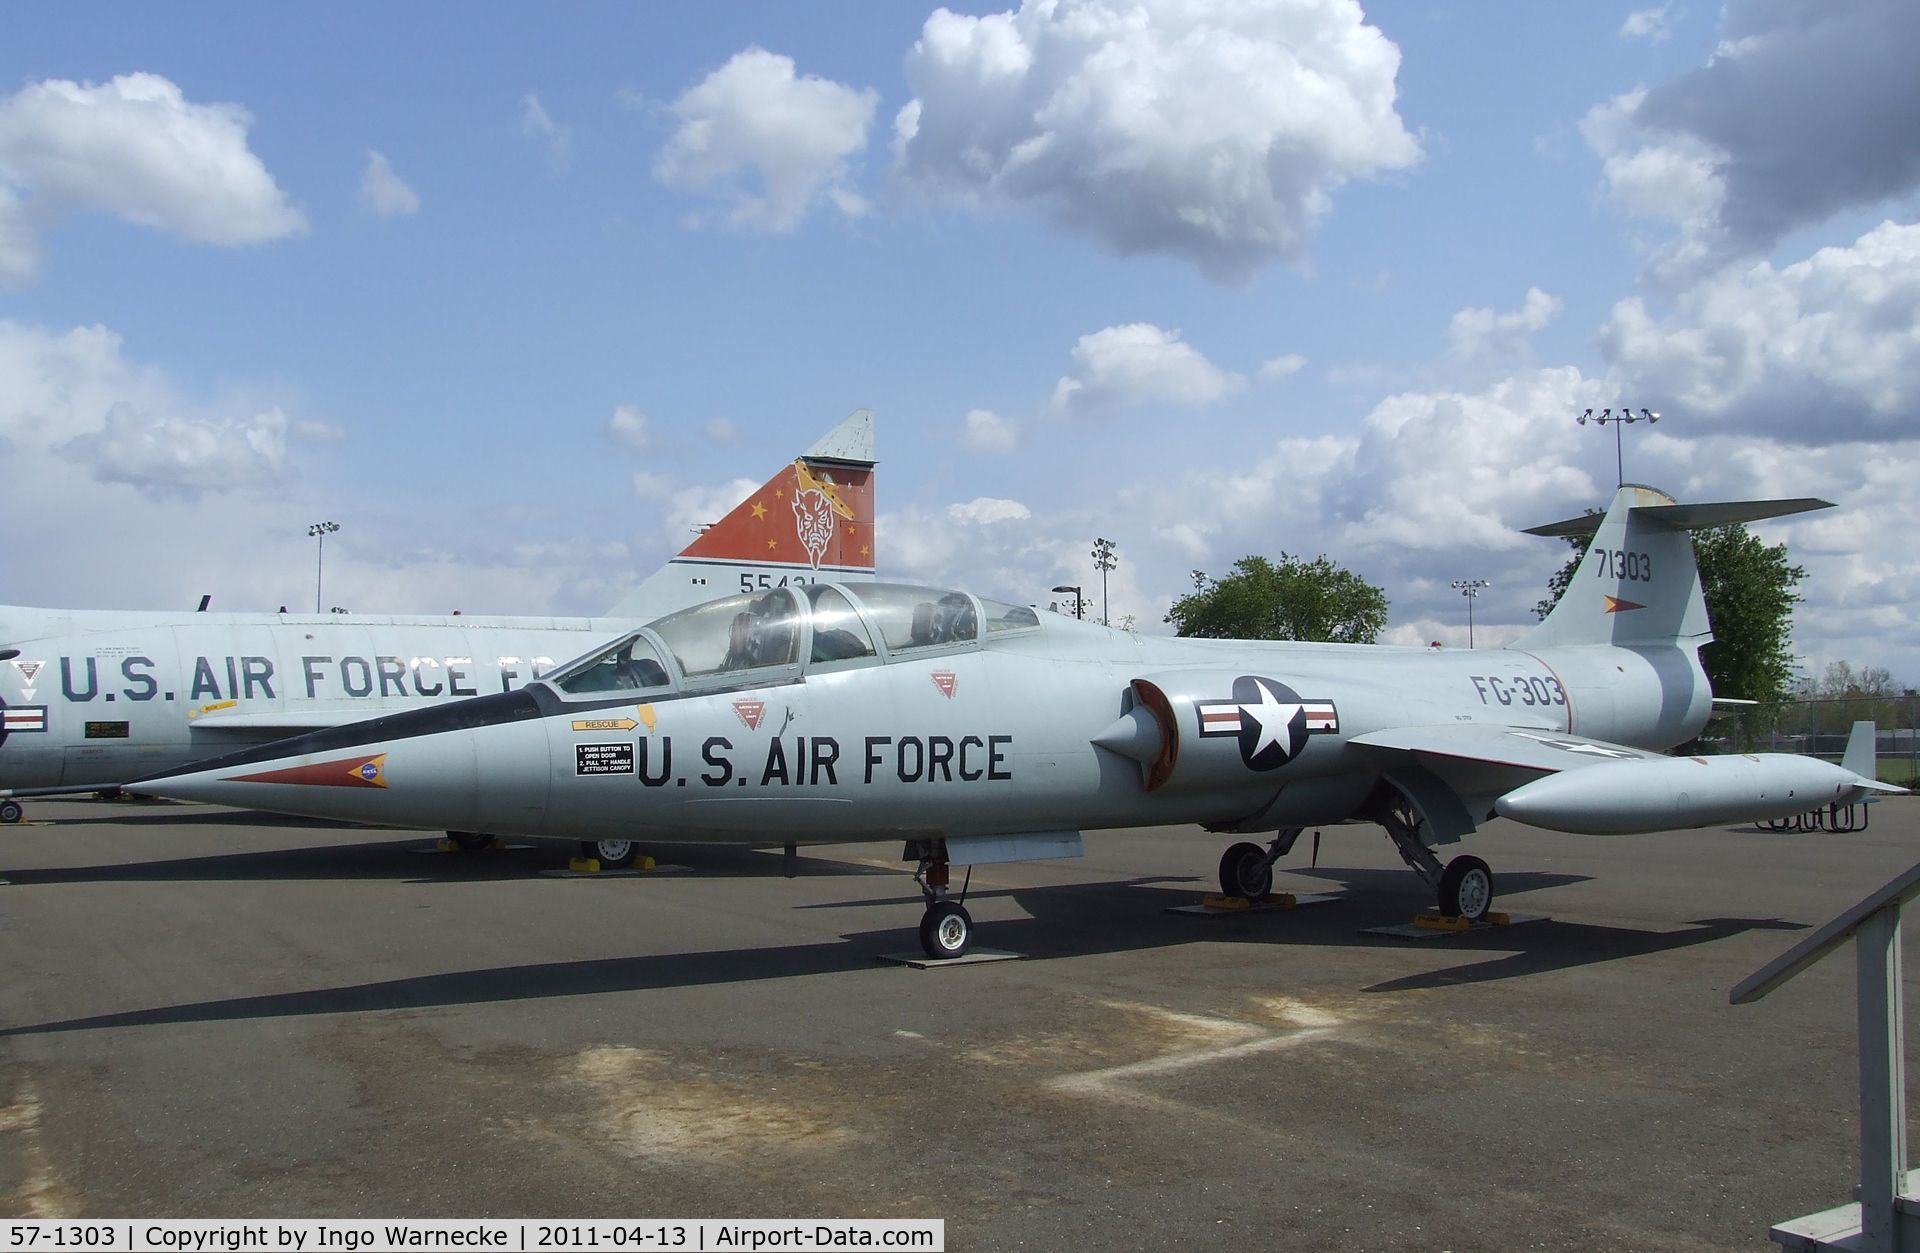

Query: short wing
[1347,724,1662,839]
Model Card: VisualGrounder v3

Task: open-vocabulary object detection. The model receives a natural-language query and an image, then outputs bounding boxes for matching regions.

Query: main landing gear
[1217,828,1305,900]
[912,844,973,960]
[0,798,22,825]
[1378,802,1495,922]
[579,838,641,869]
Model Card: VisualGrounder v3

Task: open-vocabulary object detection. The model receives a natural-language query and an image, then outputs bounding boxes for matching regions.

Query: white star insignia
[1240,681,1301,760]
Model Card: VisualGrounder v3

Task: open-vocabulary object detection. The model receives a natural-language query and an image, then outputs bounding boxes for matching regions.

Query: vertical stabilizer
[1516,488,1832,651]
[1842,720,1878,781]
[1517,485,1711,649]
[605,410,877,620]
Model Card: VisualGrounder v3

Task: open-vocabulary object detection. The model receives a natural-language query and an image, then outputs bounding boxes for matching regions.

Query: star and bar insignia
[1195,676,1337,772]
[1,705,48,733]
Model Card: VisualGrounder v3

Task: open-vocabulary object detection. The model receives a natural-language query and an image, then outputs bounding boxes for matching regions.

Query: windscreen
[547,633,673,694]
[649,588,801,678]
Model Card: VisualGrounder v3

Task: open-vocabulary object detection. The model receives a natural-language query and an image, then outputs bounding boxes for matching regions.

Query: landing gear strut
[1217,828,1303,900]
[1379,802,1494,922]
[912,844,972,959]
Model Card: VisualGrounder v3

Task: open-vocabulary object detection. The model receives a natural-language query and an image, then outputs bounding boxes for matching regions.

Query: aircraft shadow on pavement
[41,807,361,831]
[1,839,893,887]
[0,870,1808,1039]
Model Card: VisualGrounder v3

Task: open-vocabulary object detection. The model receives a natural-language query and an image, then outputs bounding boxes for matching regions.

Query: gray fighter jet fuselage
[137,485,1898,958]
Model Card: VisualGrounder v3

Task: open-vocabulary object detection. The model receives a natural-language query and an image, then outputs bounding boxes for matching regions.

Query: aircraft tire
[1438,855,1493,921]
[448,831,492,852]
[1218,841,1273,900]
[584,839,637,869]
[918,900,973,960]
[0,799,21,825]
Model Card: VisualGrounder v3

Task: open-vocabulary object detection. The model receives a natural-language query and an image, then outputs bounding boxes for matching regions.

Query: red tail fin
[606,410,876,620]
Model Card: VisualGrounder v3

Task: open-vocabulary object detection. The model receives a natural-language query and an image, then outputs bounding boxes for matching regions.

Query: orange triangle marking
[1602,595,1645,614]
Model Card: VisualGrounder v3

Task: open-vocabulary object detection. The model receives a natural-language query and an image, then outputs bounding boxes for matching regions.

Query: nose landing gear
[912,845,973,960]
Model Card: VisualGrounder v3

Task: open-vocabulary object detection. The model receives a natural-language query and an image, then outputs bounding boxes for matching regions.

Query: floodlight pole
[1577,407,1661,487]
[1451,579,1489,648]
[308,521,340,613]
[1051,584,1084,620]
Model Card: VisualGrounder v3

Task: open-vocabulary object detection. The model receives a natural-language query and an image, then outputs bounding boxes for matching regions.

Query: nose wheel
[0,799,22,825]
[912,843,973,959]
[919,899,973,960]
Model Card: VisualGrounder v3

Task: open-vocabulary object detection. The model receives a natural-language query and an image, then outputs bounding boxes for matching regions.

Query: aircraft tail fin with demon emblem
[605,410,877,620]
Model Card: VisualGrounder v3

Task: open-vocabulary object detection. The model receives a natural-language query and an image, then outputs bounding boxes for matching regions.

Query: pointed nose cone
[137,738,484,830]
[145,747,391,806]
[130,688,559,830]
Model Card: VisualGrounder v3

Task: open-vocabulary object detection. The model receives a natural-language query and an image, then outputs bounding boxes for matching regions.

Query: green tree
[1168,554,1389,643]
[1536,522,1805,703]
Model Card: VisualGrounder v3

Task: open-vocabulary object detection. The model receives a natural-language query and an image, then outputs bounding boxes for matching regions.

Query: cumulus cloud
[1051,323,1245,415]
[1620,6,1672,43]
[519,93,573,173]
[893,0,1421,282]
[655,47,878,232]
[358,150,420,217]
[0,72,305,282]
[1447,287,1562,359]
[1602,220,1920,441]
[960,407,1018,453]
[69,405,295,497]
[0,187,36,285]
[0,319,335,507]
[1583,0,1920,274]
[1258,353,1308,382]
[947,496,1031,526]
[607,404,653,450]
[645,475,761,551]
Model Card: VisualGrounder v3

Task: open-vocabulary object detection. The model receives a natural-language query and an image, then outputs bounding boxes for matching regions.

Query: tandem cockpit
[543,582,1042,698]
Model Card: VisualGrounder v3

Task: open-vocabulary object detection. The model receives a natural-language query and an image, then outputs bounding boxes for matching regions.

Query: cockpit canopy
[544,582,1040,696]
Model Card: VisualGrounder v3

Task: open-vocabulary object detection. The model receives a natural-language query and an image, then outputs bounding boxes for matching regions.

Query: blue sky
[2,1,1916,690]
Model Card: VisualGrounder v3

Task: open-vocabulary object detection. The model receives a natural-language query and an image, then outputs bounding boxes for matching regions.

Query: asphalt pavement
[2,795,1916,1250]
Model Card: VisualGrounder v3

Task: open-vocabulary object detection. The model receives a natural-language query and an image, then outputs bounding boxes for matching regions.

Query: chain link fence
[1708,695,1920,787]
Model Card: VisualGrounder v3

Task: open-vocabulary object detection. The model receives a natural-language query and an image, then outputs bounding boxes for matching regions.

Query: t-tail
[1517,484,1831,651]
[606,409,877,619]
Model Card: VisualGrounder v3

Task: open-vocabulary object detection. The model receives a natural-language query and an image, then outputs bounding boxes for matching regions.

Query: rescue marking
[10,660,42,682]
[733,699,766,730]
[931,670,957,699]
[572,717,639,732]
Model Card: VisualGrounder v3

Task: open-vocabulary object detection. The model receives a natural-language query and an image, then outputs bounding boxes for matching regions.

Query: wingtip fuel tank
[1494,752,1901,835]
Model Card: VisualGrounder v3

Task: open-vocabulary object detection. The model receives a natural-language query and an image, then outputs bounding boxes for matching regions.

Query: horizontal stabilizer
[1524,495,1832,538]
